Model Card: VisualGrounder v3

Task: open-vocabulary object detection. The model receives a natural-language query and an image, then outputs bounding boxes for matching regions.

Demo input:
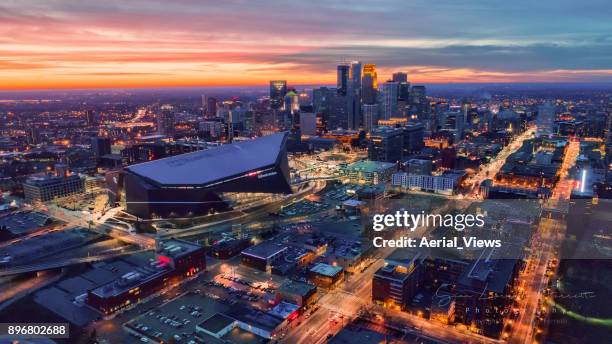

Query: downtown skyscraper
[270,80,288,110]
[347,61,362,130]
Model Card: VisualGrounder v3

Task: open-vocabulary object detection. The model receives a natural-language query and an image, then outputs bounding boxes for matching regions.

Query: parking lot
[125,293,230,344]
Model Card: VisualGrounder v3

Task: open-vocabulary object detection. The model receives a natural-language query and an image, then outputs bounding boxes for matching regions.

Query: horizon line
[2,81,612,94]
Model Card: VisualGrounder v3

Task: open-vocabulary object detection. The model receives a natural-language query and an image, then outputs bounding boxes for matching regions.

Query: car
[140,338,149,343]
[174,334,183,341]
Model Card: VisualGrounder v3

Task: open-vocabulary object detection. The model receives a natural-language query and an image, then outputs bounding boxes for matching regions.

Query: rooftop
[126,132,287,186]
[345,160,396,173]
[198,313,236,335]
[241,241,288,260]
[226,306,285,332]
[24,174,82,186]
[310,263,343,277]
[278,279,317,297]
[158,238,203,259]
[89,262,171,299]
[0,211,50,235]
[458,247,520,294]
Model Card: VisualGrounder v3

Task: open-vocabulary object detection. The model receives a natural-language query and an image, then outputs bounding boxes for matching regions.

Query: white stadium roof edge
[126,132,287,186]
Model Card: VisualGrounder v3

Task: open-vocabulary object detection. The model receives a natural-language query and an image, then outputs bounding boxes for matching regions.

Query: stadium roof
[126,132,287,186]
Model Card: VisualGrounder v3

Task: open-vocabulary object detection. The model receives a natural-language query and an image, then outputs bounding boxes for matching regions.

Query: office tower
[313,87,348,130]
[349,61,362,92]
[270,80,288,110]
[380,82,399,120]
[392,72,408,83]
[206,97,218,117]
[91,136,112,162]
[298,90,311,105]
[86,110,96,126]
[402,122,424,155]
[368,127,403,162]
[300,111,317,136]
[226,110,234,143]
[284,90,299,114]
[27,127,41,145]
[337,64,350,96]
[362,64,378,104]
[199,121,224,139]
[347,61,362,130]
[201,95,207,115]
[537,102,555,137]
[363,103,380,133]
[393,72,411,105]
[157,104,176,137]
[455,102,468,142]
[410,85,428,115]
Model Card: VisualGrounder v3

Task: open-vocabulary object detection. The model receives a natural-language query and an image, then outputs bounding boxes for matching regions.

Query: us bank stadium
[123,132,292,219]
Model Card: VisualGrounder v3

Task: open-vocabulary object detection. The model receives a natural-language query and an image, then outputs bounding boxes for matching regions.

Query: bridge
[0,248,148,277]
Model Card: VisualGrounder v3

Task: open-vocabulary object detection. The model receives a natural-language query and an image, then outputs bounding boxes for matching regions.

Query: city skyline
[2,0,612,90]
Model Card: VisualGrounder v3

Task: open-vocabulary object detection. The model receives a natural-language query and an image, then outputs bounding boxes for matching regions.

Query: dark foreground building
[87,239,205,316]
[124,132,292,218]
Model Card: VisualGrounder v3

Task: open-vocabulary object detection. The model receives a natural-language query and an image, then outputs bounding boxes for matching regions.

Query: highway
[0,247,147,276]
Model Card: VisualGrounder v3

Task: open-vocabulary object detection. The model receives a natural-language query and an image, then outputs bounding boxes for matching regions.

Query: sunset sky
[2,0,612,90]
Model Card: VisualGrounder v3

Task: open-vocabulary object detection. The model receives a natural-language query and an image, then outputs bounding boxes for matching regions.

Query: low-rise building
[240,241,288,273]
[372,249,425,311]
[276,280,317,308]
[309,263,344,289]
[392,170,465,195]
[343,160,397,185]
[23,174,85,203]
[86,239,205,316]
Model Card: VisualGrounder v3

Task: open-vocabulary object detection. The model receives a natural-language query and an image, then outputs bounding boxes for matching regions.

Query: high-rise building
[198,121,224,139]
[158,104,176,137]
[380,82,399,120]
[313,87,348,130]
[348,61,362,92]
[410,85,428,115]
[392,72,408,83]
[392,72,410,105]
[536,102,555,137]
[337,64,350,96]
[362,64,378,104]
[201,95,207,115]
[368,127,403,162]
[362,103,380,133]
[402,122,424,155]
[91,136,112,162]
[347,61,362,130]
[206,97,218,117]
[299,111,317,136]
[27,127,41,145]
[606,98,612,170]
[86,110,96,126]
[270,80,288,110]
[284,90,299,114]
[455,102,468,142]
